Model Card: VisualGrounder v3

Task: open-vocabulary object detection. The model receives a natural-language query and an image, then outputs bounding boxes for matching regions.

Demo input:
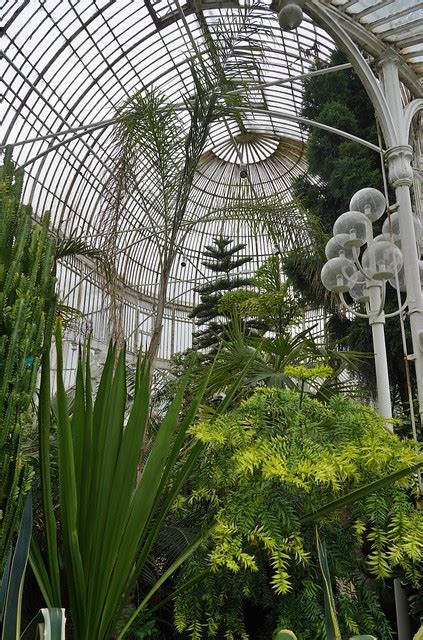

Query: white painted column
[380,55,423,427]
[367,284,392,421]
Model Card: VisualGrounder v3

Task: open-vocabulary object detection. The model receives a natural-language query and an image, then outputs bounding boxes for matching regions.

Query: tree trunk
[146,262,171,377]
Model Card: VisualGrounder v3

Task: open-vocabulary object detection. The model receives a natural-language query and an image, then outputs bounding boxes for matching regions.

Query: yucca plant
[0,493,65,640]
[31,319,248,639]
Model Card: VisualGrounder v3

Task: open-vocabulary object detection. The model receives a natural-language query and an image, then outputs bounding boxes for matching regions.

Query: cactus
[0,148,56,572]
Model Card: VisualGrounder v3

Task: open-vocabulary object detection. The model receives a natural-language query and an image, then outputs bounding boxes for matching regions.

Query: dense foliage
[0,150,56,572]
[173,388,423,639]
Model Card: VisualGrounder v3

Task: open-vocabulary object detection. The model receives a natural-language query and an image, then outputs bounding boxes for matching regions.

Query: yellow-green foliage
[175,388,423,638]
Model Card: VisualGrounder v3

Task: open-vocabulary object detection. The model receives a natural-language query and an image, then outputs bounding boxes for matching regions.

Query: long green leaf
[316,528,341,640]
[86,347,127,625]
[29,539,54,608]
[38,347,61,606]
[300,461,423,524]
[98,369,191,637]
[89,353,150,631]
[37,608,66,640]
[117,528,212,639]
[54,320,86,632]
[2,493,32,640]
[0,549,12,623]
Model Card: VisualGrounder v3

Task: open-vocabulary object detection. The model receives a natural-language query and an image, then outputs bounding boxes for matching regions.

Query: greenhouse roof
[2,0,422,314]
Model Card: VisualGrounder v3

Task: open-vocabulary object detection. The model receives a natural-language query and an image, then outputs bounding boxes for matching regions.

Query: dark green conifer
[190,235,252,350]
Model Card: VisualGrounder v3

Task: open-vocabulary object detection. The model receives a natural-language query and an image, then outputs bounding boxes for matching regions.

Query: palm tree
[101,3,273,374]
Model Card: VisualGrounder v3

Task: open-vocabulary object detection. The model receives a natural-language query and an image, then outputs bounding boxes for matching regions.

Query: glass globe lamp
[333,211,370,248]
[362,241,403,280]
[388,260,423,292]
[349,272,370,303]
[325,234,354,260]
[349,188,386,222]
[278,0,303,30]
[373,233,402,249]
[382,212,423,242]
[321,256,357,293]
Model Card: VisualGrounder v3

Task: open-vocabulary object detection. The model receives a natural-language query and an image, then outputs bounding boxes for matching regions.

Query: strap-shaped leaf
[2,493,32,640]
[316,528,341,640]
[38,608,66,640]
[301,461,423,524]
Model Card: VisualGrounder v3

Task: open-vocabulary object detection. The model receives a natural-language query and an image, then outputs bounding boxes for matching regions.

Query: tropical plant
[101,3,271,372]
[173,388,423,638]
[30,319,250,640]
[205,315,365,401]
[190,235,253,351]
[0,150,56,573]
[218,255,303,336]
[0,493,65,640]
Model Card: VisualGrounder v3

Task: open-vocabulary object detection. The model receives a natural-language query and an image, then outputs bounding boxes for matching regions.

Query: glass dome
[2,0,422,366]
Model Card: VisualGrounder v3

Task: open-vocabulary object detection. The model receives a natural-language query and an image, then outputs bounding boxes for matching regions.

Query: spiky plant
[0,149,56,572]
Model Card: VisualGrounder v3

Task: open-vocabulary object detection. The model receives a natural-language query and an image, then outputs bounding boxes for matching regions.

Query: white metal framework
[2,0,422,382]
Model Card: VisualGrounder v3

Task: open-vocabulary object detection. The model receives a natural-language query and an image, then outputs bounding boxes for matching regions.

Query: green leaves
[1,494,32,640]
[0,151,56,573]
[316,528,341,640]
[36,609,66,640]
[33,320,212,640]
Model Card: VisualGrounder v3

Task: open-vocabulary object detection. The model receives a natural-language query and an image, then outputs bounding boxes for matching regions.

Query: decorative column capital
[385,145,414,188]
[375,47,404,72]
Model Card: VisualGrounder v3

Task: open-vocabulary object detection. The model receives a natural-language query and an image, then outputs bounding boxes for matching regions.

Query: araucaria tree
[0,149,56,571]
[190,235,252,350]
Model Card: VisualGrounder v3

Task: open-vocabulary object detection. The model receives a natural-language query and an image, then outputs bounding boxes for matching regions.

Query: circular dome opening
[212,132,281,164]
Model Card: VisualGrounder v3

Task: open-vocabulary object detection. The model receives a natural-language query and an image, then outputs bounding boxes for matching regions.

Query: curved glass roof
[2,0,421,340]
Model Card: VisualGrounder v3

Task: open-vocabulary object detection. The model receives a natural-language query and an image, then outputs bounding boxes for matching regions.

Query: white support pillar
[379,54,423,427]
[368,284,392,422]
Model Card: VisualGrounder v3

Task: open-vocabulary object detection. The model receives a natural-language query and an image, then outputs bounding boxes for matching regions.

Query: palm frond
[55,233,112,279]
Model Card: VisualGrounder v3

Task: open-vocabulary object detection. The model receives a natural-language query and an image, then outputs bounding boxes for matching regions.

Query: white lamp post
[321,187,423,427]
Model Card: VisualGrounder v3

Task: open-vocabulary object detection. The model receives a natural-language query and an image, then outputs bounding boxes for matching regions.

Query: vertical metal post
[367,284,392,422]
[380,54,423,428]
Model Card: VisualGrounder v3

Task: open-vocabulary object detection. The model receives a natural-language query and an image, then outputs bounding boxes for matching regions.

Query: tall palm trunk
[147,260,172,375]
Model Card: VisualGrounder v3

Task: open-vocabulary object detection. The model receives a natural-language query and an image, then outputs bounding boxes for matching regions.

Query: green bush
[174,389,423,638]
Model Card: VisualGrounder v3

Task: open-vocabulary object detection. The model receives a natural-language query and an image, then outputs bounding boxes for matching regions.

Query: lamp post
[321,187,423,426]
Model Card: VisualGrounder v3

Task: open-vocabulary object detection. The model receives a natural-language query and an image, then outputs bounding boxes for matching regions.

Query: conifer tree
[190,235,252,350]
[0,149,56,571]
[281,49,412,410]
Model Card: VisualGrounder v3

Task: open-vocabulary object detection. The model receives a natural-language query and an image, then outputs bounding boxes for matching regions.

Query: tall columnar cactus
[0,148,56,572]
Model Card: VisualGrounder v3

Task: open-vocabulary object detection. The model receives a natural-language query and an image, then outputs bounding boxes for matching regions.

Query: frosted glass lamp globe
[325,234,354,260]
[278,0,303,30]
[349,272,370,303]
[333,211,370,248]
[373,233,402,249]
[388,260,423,292]
[382,212,423,242]
[349,188,386,222]
[321,256,357,293]
[362,241,403,280]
